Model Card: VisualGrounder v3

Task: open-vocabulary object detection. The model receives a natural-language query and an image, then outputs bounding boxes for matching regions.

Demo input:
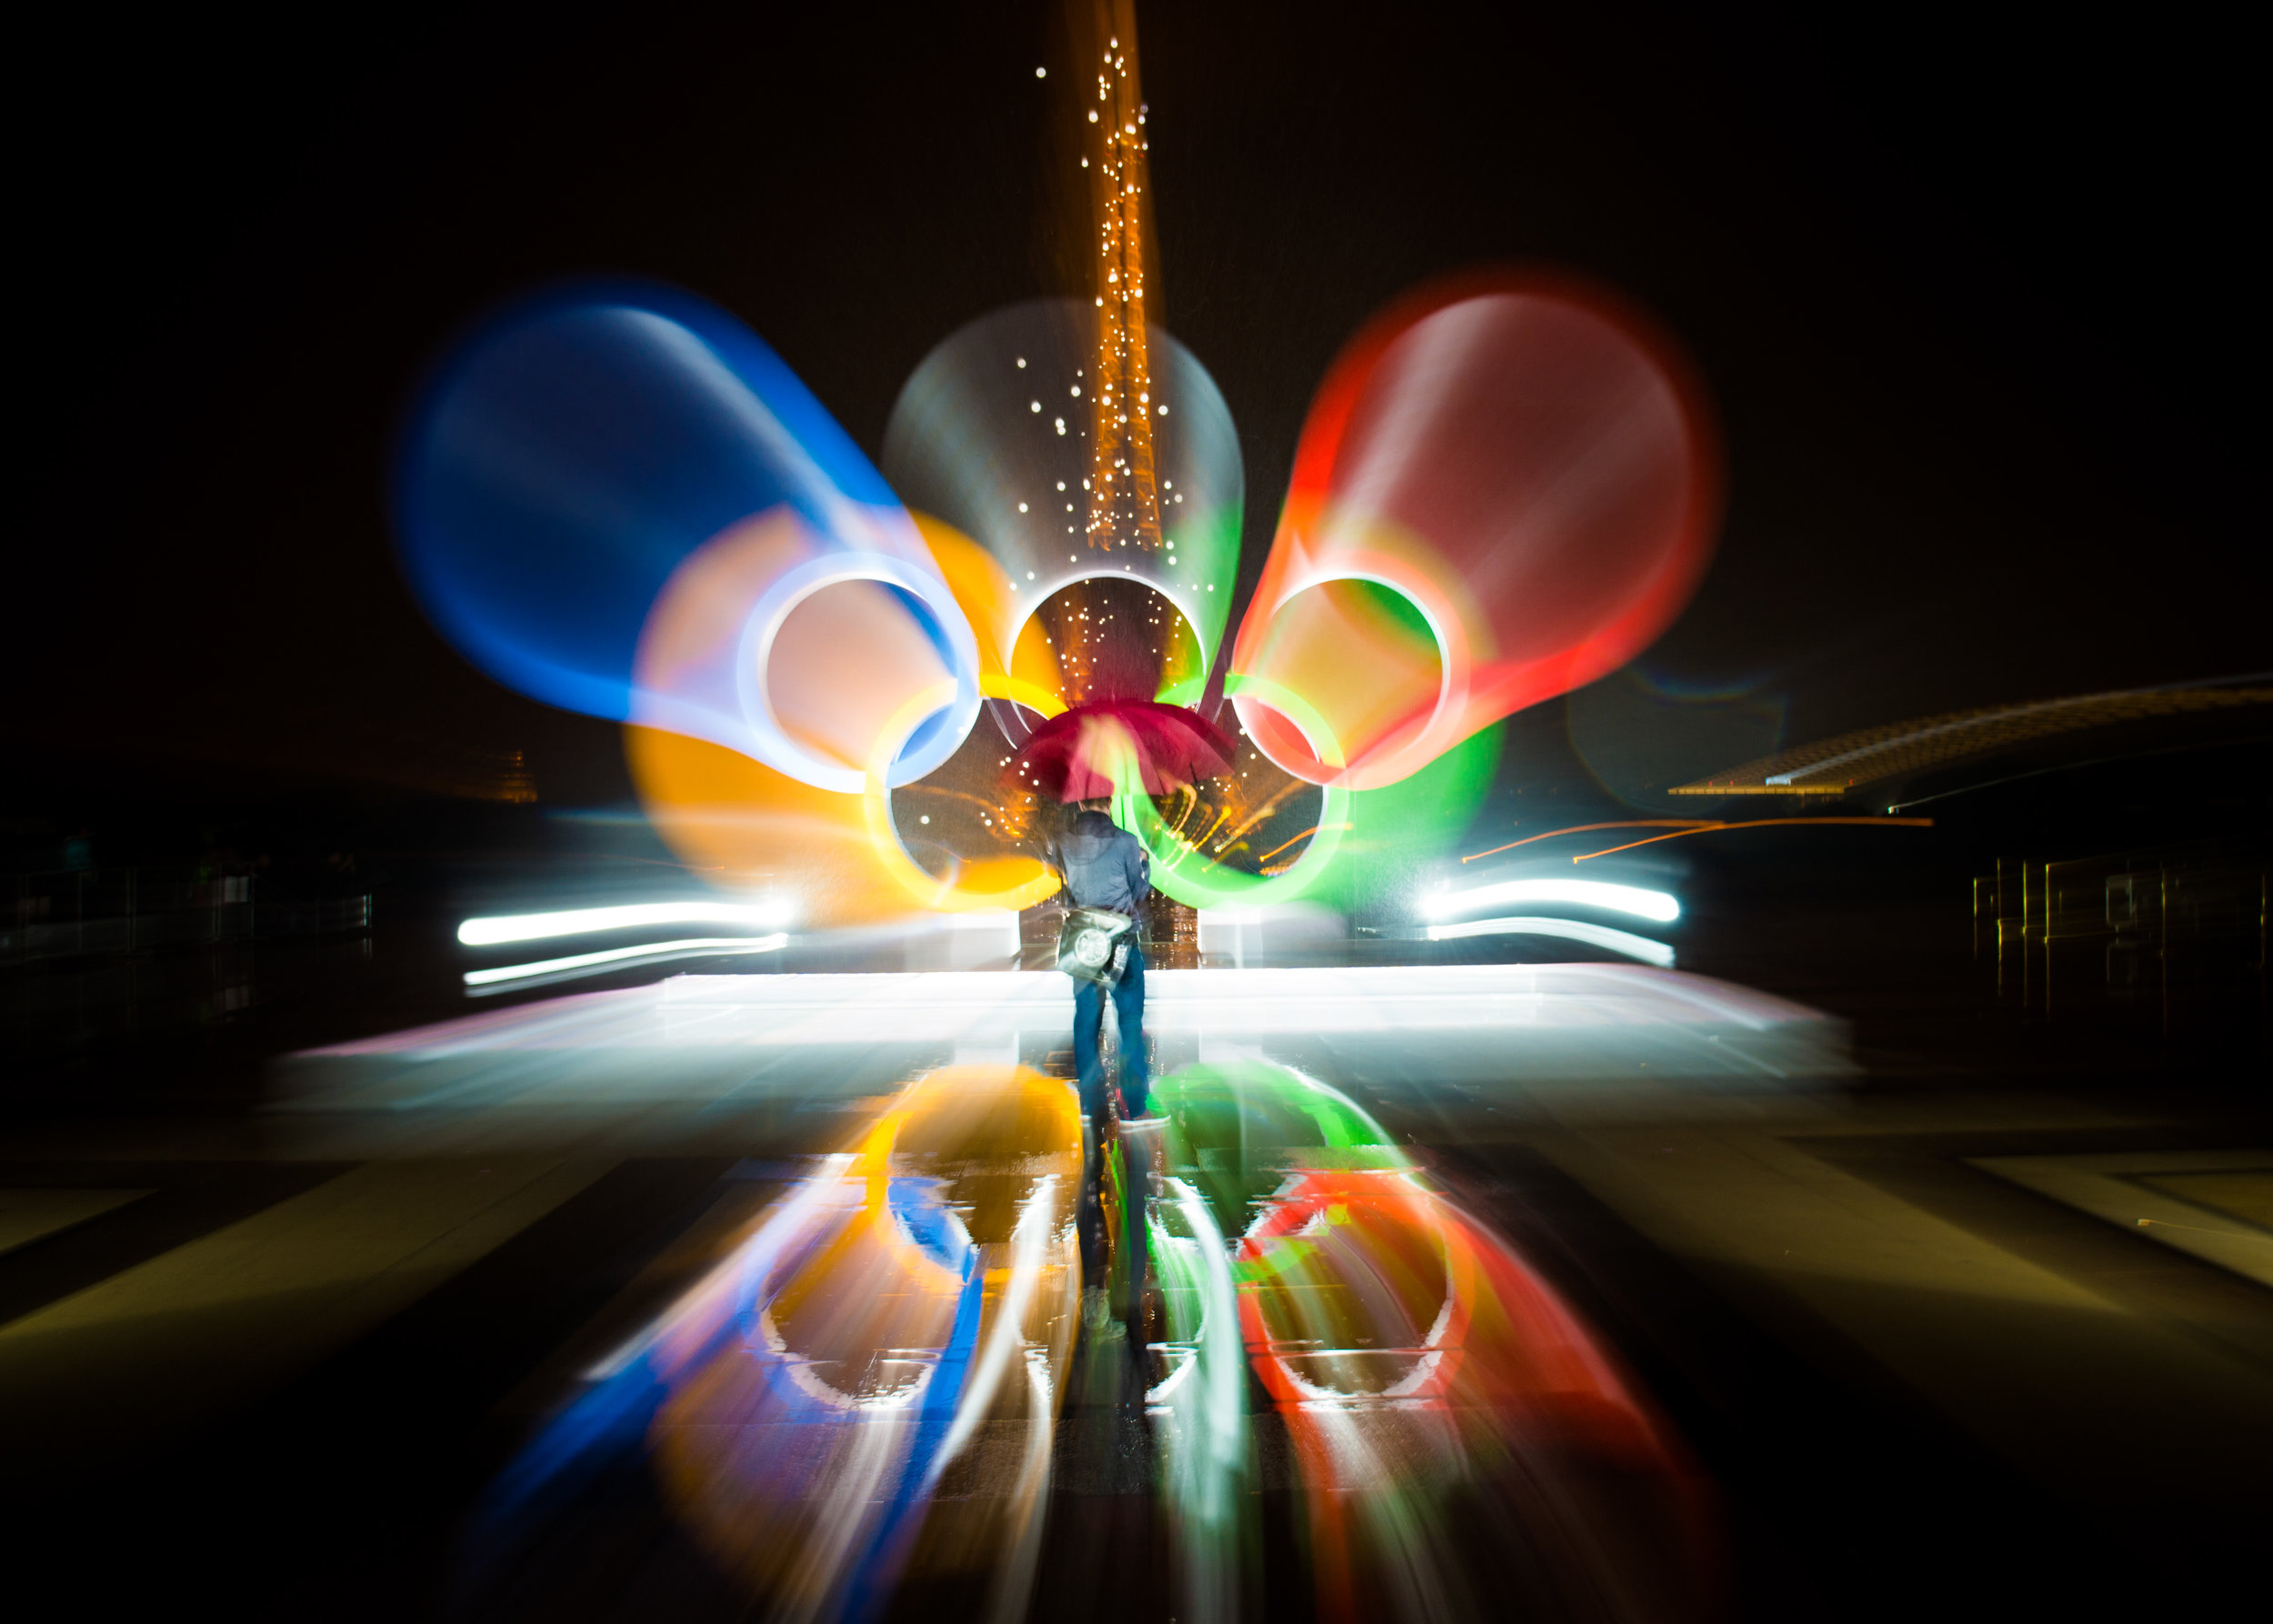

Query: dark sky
[17,1,2263,810]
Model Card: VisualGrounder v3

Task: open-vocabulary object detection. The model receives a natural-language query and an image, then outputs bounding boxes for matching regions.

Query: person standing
[1052,797,1155,1122]
[1050,797,1157,1339]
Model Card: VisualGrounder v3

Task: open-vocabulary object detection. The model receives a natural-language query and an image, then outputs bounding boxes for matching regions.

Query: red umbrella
[1005,699,1237,802]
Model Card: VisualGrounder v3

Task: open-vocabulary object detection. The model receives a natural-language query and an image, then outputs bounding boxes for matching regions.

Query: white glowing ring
[1001,564,1216,678]
[731,552,982,794]
[1238,561,1462,778]
[1234,535,1480,788]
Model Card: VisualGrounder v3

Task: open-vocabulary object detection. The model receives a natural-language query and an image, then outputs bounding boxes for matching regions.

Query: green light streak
[1127,677,1502,912]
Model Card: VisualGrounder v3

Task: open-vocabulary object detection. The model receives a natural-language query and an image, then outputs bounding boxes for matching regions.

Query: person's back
[1052,805,1150,1120]
[1056,808,1148,916]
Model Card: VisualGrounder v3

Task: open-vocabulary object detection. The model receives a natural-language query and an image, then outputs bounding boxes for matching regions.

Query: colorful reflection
[467,1056,1716,1621]
[478,1066,1082,1621]
[1150,1061,1717,1623]
[1142,1158,1248,1624]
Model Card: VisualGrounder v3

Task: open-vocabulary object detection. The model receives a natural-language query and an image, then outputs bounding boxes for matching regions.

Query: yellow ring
[864,681,1063,913]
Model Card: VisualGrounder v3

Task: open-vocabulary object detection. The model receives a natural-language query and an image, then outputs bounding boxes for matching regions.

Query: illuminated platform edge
[309,964,1829,1057]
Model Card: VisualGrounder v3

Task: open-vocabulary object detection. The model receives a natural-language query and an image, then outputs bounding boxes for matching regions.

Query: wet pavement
[1,965,2266,1621]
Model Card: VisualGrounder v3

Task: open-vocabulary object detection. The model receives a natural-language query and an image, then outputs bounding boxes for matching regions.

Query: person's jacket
[1053,810,1150,915]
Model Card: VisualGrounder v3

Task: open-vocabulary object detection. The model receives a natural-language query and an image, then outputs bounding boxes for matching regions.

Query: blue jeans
[1073,941,1148,1119]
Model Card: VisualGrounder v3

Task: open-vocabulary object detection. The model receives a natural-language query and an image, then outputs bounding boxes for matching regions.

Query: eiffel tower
[1081,0,1164,561]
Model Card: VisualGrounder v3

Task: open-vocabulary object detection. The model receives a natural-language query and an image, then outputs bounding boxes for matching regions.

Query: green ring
[1117,674,1350,908]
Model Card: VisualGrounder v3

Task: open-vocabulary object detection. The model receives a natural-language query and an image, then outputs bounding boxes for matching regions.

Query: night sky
[17,1,2262,815]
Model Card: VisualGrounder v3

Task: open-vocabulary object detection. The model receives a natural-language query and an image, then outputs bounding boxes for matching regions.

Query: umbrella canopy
[1005,699,1237,802]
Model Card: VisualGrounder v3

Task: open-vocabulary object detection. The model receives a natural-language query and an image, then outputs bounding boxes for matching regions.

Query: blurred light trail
[456,899,794,946]
[463,934,787,988]
[1670,682,2273,797]
[1570,816,1932,861]
[1463,820,1714,863]
[1424,916,1675,966]
[1423,877,1679,923]
[394,281,980,795]
[1254,821,1351,867]
[470,1066,1080,1621]
[1157,1060,1716,1620]
[880,300,1244,684]
[1229,270,1720,792]
[1147,1169,1247,1624]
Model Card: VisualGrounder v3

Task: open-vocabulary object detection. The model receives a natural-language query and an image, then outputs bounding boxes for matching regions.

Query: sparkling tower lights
[1084,2,1164,559]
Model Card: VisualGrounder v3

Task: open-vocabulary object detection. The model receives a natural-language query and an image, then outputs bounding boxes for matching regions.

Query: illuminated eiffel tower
[1081,0,1164,560]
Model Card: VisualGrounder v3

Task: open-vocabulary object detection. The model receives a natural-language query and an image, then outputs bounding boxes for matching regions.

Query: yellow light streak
[1569,817,1934,862]
[1255,822,1355,868]
[1462,821,1713,863]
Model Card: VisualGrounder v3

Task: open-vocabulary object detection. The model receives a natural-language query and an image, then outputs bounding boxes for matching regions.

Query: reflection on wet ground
[467,1065,1081,1621]
[456,1045,1714,1622]
[1162,1063,1710,1624]
[9,963,2266,1623]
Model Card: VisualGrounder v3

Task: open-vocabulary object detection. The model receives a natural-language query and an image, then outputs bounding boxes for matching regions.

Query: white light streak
[1422,878,1678,923]
[1424,917,1675,967]
[457,900,794,946]
[464,935,789,987]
